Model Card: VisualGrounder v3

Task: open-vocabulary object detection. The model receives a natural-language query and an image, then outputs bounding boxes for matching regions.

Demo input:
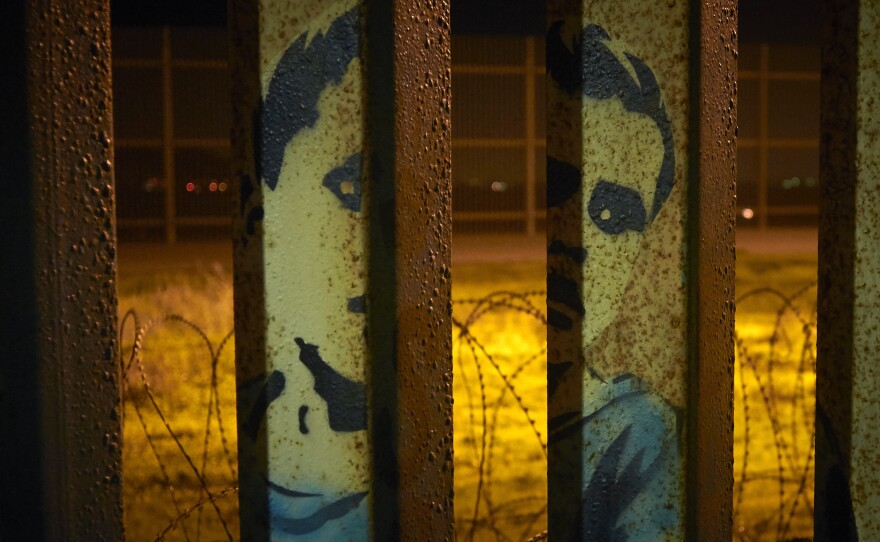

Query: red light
[186,182,195,192]
[209,181,218,192]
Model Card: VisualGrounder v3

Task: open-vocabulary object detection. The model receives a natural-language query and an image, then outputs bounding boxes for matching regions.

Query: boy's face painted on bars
[239,5,370,537]
[578,96,663,345]
[548,95,665,347]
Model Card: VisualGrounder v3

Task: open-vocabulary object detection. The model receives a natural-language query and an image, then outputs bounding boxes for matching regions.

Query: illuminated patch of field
[733,253,818,542]
[119,266,239,541]
[452,262,547,541]
[119,253,818,542]
[450,255,819,542]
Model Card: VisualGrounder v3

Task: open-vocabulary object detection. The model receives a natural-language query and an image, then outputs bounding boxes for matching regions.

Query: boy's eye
[587,180,647,235]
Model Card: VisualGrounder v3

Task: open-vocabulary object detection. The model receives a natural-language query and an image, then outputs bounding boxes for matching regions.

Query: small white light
[741,208,754,219]
[491,181,507,192]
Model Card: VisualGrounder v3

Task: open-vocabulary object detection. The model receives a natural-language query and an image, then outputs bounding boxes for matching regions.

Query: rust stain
[12,0,123,538]
[851,3,880,536]
[381,0,454,538]
[232,0,453,539]
[547,0,735,539]
[687,2,737,541]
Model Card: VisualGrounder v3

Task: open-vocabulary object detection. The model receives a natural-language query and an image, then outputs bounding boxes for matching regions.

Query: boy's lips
[266,478,368,535]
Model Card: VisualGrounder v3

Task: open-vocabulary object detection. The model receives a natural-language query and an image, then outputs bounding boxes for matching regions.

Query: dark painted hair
[256,7,359,191]
[546,22,675,221]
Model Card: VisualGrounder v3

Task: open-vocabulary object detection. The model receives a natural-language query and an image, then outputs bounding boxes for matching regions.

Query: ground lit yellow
[118,252,817,542]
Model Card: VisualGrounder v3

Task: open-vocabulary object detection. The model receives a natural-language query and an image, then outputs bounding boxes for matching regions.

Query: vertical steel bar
[525,36,538,237]
[545,0,735,540]
[230,3,372,538]
[758,43,769,230]
[366,1,453,538]
[687,2,737,540]
[162,26,177,244]
[228,0,267,535]
[816,0,880,539]
[0,0,123,538]
[230,0,452,539]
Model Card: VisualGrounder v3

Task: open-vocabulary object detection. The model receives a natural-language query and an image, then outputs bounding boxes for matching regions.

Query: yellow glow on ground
[119,252,818,541]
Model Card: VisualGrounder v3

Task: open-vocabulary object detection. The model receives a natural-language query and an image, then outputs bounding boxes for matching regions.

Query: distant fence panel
[112,24,233,244]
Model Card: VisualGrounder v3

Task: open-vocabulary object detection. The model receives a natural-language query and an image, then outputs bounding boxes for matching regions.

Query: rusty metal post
[687,2,738,539]
[0,0,122,539]
[815,1,880,539]
[229,0,452,539]
[545,1,735,540]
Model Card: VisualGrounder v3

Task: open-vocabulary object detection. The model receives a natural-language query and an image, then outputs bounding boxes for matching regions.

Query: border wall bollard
[229,0,452,539]
[545,1,736,540]
[816,1,880,539]
[0,0,122,539]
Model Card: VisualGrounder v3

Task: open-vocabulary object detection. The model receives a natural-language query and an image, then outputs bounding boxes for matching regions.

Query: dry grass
[119,264,238,541]
[118,251,818,541]
[734,254,818,542]
[452,263,547,541]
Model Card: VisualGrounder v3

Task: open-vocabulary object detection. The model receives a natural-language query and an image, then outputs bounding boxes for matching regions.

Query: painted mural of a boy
[238,6,686,539]
[546,21,685,541]
[237,2,371,540]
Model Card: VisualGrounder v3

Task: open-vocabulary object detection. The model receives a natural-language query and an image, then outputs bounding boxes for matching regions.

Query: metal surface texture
[0,0,123,538]
[546,0,690,539]
[366,0,454,538]
[230,0,452,539]
[850,3,880,533]
[229,0,270,536]
[815,1,858,539]
[816,0,880,539]
[686,1,737,540]
[546,0,734,539]
[232,0,372,539]
[815,0,858,537]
